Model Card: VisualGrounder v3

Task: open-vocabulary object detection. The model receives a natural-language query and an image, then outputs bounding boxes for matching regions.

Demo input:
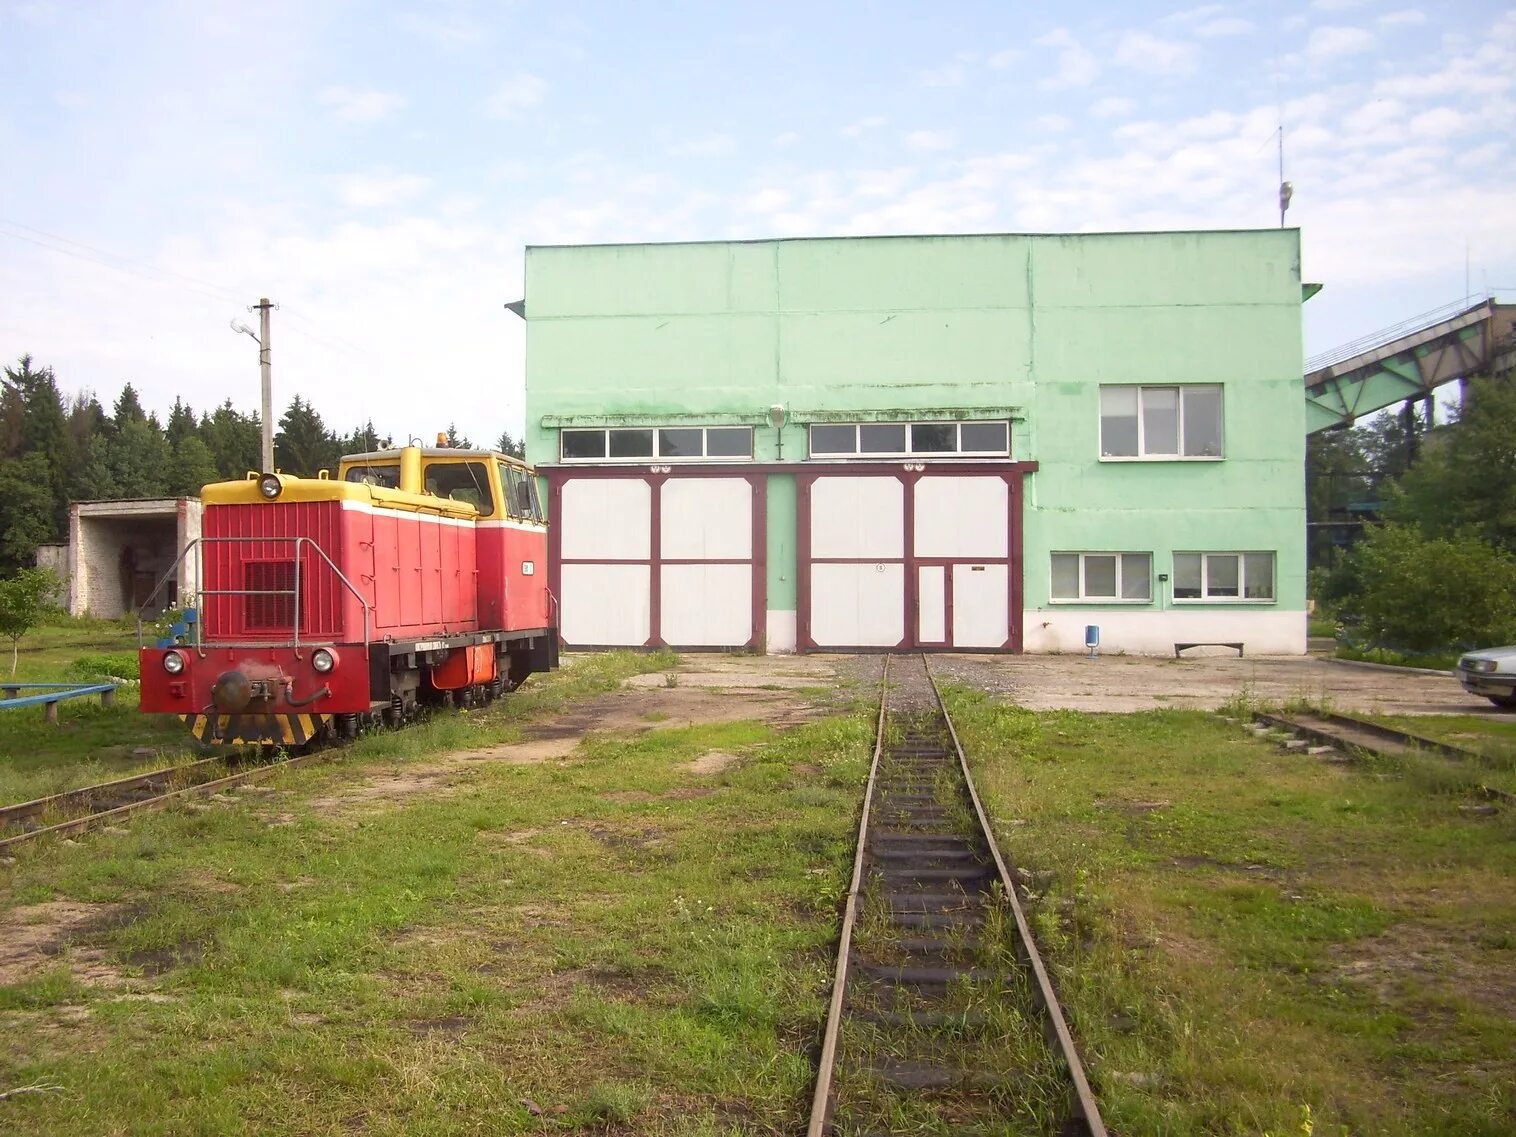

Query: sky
[1,0,1513,448]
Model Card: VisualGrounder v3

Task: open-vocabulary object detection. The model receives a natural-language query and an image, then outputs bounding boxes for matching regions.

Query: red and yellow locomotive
[139,444,556,746]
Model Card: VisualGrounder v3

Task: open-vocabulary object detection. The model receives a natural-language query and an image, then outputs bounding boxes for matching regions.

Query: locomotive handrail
[137,536,372,658]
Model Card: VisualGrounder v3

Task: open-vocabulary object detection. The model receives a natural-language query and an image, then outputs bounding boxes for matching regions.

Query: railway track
[808,654,1105,1136]
[1251,708,1515,803]
[0,749,330,854]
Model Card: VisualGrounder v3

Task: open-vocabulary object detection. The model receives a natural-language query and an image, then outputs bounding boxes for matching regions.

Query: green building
[518,230,1306,655]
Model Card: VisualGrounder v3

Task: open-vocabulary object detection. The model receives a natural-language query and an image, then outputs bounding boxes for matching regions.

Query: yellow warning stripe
[178,713,331,745]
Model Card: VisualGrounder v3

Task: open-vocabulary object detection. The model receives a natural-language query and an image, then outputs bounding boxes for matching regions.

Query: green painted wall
[524,230,1306,613]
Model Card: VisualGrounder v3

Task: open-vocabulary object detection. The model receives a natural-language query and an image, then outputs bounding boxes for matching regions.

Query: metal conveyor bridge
[1305,296,1515,433]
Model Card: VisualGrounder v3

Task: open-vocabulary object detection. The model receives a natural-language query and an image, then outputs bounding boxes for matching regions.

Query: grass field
[5,625,1515,1134]
[946,687,1516,1136]
[0,647,874,1135]
[0,622,196,806]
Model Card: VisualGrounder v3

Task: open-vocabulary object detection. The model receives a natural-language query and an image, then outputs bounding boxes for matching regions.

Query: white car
[1456,646,1516,709]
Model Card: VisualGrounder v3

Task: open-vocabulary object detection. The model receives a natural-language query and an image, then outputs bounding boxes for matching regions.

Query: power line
[0,217,246,304]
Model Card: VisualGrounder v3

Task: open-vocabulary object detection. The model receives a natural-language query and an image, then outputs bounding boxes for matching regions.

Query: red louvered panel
[201,502,345,641]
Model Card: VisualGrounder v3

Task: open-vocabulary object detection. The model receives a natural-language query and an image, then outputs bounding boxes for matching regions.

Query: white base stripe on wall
[766,610,797,654]
[1024,610,1308,655]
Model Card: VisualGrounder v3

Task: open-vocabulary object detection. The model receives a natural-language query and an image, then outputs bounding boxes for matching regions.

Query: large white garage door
[800,470,1020,652]
[553,474,761,649]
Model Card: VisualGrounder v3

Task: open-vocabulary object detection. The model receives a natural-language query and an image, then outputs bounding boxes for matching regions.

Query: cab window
[343,463,401,488]
[500,462,544,522]
[424,461,495,516]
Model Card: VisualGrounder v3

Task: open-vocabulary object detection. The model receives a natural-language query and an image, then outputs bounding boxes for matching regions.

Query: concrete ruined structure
[518,229,1310,655]
[68,498,202,618]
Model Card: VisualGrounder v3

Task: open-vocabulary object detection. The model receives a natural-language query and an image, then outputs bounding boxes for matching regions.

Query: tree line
[1,354,524,575]
[1310,370,1516,652]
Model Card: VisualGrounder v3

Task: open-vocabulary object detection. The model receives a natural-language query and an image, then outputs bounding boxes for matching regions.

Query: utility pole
[254,298,274,472]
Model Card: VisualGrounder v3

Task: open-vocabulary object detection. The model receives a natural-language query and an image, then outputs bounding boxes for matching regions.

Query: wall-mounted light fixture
[767,404,786,429]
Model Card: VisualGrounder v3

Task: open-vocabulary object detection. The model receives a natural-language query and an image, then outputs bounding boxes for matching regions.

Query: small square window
[811,425,856,455]
[960,422,1009,453]
[860,423,907,453]
[706,427,752,457]
[1051,553,1079,600]
[658,428,702,457]
[608,429,654,458]
[561,430,605,459]
[911,423,955,453]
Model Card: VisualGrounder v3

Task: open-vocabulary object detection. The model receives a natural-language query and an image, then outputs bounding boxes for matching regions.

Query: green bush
[65,651,140,681]
[1347,524,1516,652]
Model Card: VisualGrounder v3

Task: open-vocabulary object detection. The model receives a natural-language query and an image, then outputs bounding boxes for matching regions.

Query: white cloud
[1407,106,1473,137]
[318,86,406,124]
[1115,30,1199,75]
[335,172,431,209]
[1197,17,1254,37]
[1091,96,1137,119]
[395,12,484,50]
[1035,29,1100,90]
[773,131,801,148]
[988,48,1021,68]
[1379,9,1427,26]
[483,74,545,118]
[1034,114,1072,132]
[742,187,792,213]
[841,116,888,138]
[1313,0,1369,9]
[1305,25,1376,61]
[915,63,966,88]
[669,133,736,157]
[904,130,955,151]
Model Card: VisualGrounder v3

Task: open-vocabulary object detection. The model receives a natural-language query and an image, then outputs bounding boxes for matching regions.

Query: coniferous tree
[0,453,58,573]
[274,396,340,476]
[443,423,473,449]
[495,429,524,459]
[201,400,262,479]
[113,382,146,428]
[107,418,171,497]
[340,420,388,455]
[165,397,198,446]
[167,435,221,497]
[4,356,69,537]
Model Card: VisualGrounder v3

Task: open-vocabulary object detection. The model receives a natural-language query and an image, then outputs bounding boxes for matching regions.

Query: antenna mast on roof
[1277,101,1292,228]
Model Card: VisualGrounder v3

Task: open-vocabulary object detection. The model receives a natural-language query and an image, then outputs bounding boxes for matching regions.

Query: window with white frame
[1050,552,1152,602]
[559,426,753,462]
[808,420,1010,458]
[1173,552,1274,601]
[1099,385,1223,459]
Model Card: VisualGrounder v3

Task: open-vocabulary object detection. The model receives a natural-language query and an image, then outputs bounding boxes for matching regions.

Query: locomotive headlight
[311,648,338,674]
[162,650,186,675]
[258,473,282,500]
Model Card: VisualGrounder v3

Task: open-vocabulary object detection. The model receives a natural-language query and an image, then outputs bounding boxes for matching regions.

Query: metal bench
[1,682,119,724]
[1174,642,1245,658]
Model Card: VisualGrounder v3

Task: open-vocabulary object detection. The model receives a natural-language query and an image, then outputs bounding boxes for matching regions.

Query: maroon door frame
[796,462,1037,654]
[545,468,767,650]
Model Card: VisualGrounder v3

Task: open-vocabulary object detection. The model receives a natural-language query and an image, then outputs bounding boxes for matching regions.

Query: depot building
[515,230,1308,655]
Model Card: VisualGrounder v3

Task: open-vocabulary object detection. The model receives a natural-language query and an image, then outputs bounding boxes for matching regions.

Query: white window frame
[1049,551,1153,603]
[559,425,754,463]
[808,420,1011,459]
[1099,384,1224,461]
[1172,551,1275,603]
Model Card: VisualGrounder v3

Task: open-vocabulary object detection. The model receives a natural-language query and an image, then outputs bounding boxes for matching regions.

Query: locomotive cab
[139,444,556,747]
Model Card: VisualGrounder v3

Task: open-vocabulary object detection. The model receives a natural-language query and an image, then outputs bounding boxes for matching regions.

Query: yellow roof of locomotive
[199,474,479,518]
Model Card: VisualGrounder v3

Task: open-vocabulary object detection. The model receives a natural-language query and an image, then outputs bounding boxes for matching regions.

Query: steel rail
[1251,709,1515,804]
[1252,709,1485,763]
[805,655,890,1137]
[805,655,1107,1136]
[0,749,333,854]
[925,657,1107,1136]
[0,754,230,830]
